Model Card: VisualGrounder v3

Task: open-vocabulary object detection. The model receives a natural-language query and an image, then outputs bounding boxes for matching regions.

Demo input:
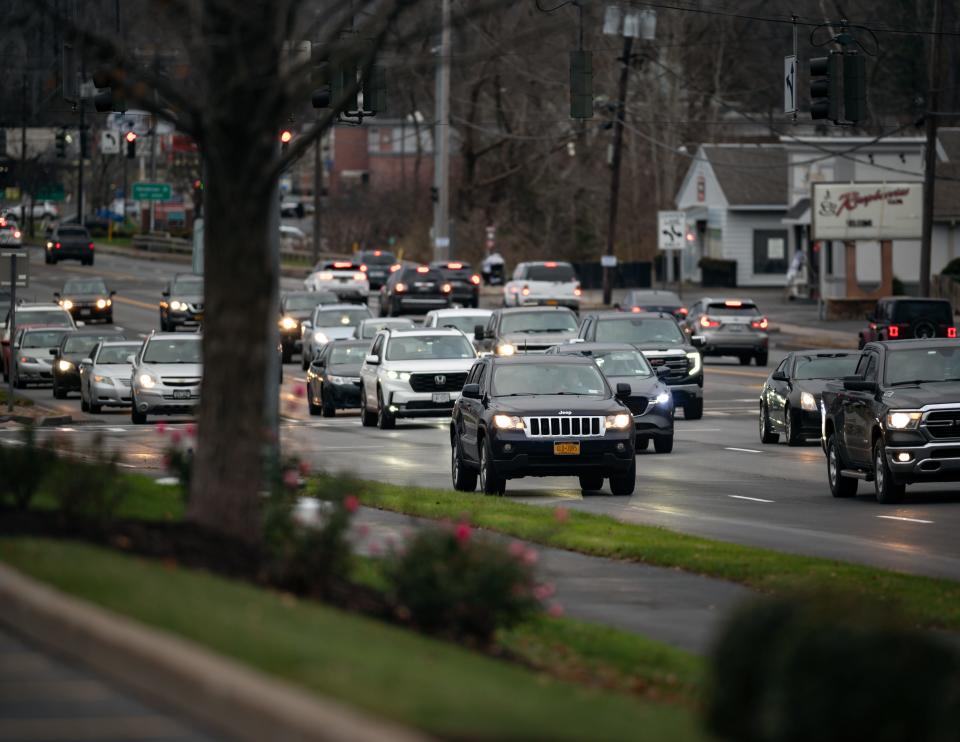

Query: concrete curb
[0,562,430,742]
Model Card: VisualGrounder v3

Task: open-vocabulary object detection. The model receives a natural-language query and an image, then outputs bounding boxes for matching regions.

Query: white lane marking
[117,462,138,469]
[705,411,730,416]
[729,494,775,503]
[57,427,76,432]
[732,397,761,402]
[674,428,724,433]
[876,515,934,525]
[725,447,762,454]
[108,427,127,433]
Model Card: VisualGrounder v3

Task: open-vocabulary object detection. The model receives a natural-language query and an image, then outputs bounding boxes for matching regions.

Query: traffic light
[125,131,137,158]
[362,65,386,114]
[280,129,293,152]
[92,68,125,113]
[311,86,331,109]
[843,51,866,124]
[569,51,593,119]
[0,129,6,156]
[55,130,67,159]
[330,62,358,112]
[810,53,840,122]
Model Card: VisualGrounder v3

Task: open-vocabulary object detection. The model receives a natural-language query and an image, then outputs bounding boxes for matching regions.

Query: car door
[458,362,485,462]
[767,357,792,427]
[478,314,497,354]
[361,333,384,405]
[844,351,879,466]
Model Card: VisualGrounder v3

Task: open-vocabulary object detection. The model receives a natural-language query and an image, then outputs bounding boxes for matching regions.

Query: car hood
[629,341,691,353]
[64,293,107,302]
[315,326,358,340]
[140,363,203,378]
[501,331,578,347]
[604,374,663,396]
[92,363,133,378]
[881,382,960,408]
[491,395,622,415]
[381,358,476,373]
[327,363,362,377]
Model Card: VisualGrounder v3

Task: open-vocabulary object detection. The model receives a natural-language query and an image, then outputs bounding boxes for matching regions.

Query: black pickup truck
[821,339,960,503]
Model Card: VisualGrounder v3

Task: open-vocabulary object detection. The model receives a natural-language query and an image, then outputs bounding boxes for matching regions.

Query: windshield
[793,354,860,380]
[97,345,141,364]
[385,335,476,361]
[286,294,332,311]
[172,277,203,294]
[492,363,608,397]
[526,264,576,282]
[435,315,488,333]
[595,318,685,345]
[885,347,960,385]
[143,338,202,364]
[707,302,760,316]
[593,350,653,378]
[500,311,578,335]
[890,301,952,325]
[314,308,371,327]
[21,330,66,348]
[64,335,116,354]
[360,319,415,338]
[329,344,369,365]
[64,280,107,294]
[17,310,73,328]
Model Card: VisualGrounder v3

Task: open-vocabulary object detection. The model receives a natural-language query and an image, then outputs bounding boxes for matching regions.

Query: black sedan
[379,265,452,316]
[160,273,204,331]
[619,289,687,320]
[54,277,115,324]
[759,349,861,446]
[52,328,127,398]
[431,261,481,308]
[279,290,338,362]
[306,340,368,416]
[450,354,637,496]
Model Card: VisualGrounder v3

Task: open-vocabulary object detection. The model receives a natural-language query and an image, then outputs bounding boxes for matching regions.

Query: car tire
[479,435,506,496]
[360,387,377,427]
[44,251,52,265]
[131,406,147,425]
[307,385,322,416]
[578,473,604,492]
[738,355,750,366]
[759,402,779,444]
[653,435,674,454]
[281,345,292,364]
[755,352,768,367]
[376,388,395,429]
[301,352,310,372]
[683,398,704,420]
[13,371,25,390]
[89,402,102,414]
[321,386,336,417]
[451,436,478,492]
[827,434,857,498]
[784,405,802,446]
[609,459,636,496]
[874,439,905,504]
[635,436,649,452]
[52,381,66,399]
[81,397,89,413]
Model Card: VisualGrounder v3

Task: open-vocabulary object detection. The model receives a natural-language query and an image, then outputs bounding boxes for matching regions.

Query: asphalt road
[6,245,960,582]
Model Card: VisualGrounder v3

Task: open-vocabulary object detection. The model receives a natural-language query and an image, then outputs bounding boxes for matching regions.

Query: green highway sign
[36,183,65,201]
[132,182,172,201]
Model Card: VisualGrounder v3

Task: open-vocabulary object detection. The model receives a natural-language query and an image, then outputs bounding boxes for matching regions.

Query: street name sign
[657,210,686,250]
[132,182,172,201]
[811,182,923,240]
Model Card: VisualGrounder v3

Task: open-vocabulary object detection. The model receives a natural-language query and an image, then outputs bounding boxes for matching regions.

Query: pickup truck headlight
[886,411,922,430]
[605,413,632,430]
[493,414,524,430]
[495,343,516,356]
[60,299,74,310]
[800,391,817,411]
[685,350,701,376]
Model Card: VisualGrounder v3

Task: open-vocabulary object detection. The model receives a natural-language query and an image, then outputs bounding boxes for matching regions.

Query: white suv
[504,261,581,310]
[359,328,478,429]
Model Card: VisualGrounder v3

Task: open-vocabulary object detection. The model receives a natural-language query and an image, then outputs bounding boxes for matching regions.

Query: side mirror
[461,383,481,399]
[75,321,85,327]
[843,376,878,393]
[365,354,380,365]
[80,359,92,367]
[474,325,485,341]
[302,320,312,329]
[127,355,136,364]
[615,382,631,400]
[656,366,671,378]
[690,335,706,348]
[53,292,60,299]
[110,290,117,297]
[49,348,58,356]
[771,370,789,382]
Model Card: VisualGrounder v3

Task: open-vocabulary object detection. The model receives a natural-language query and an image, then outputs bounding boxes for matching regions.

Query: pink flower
[508,541,526,559]
[185,423,196,438]
[297,460,311,476]
[161,455,171,469]
[282,469,299,489]
[523,548,539,565]
[554,506,569,523]
[343,494,360,513]
[294,384,306,398]
[455,522,471,544]
[155,422,167,435]
[534,583,556,600]
[170,430,183,445]
[355,524,370,538]
[548,602,565,618]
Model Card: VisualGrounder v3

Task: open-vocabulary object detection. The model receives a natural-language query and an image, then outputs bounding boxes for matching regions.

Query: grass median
[320,474,960,632]
[0,537,705,741]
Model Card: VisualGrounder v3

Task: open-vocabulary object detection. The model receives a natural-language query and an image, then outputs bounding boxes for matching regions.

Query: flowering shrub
[0,425,55,510]
[385,522,545,644]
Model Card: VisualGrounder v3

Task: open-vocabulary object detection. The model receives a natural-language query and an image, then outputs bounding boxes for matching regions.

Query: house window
[753,230,788,274]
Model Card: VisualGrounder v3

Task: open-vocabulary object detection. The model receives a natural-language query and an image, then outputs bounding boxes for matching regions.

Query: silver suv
[130,332,202,424]
[359,328,478,429]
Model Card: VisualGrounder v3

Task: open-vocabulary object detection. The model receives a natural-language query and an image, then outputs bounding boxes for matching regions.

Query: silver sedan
[79,340,143,413]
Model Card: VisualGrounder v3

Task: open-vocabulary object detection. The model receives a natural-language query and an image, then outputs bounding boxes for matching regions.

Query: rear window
[324,261,359,270]
[359,252,395,265]
[58,227,89,237]
[526,264,576,282]
[891,301,952,325]
[314,308,371,327]
[707,301,760,316]
[17,309,73,327]
[401,268,444,282]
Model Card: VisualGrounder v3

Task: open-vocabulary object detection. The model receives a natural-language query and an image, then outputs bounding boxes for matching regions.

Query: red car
[859,297,956,349]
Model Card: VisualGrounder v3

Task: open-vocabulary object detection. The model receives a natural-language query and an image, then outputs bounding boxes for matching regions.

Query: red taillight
[441,283,452,294]
[389,263,402,273]
[333,261,352,268]
[88,242,95,250]
[447,262,463,269]
[751,317,769,330]
[470,274,481,285]
[700,315,720,328]
[949,327,957,339]
[55,242,61,249]
[544,261,557,268]
[13,230,21,239]
[373,250,382,256]
[416,266,430,273]
[888,325,900,338]
[724,300,743,308]
[394,282,407,293]
[677,307,688,316]
[359,264,368,272]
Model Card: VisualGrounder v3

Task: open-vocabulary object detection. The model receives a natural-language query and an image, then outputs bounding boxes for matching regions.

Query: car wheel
[281,345,292,364]
[360,386,377,427]
[653,435,674,454]
[738,355,750,366]
[759,402,779,444]
[13,370,25,390]
[827,434,857,498]
[784,405,802,446]
[608,458,636,496]
[53,381,66,399]
[635,436,649,452]
[451,436,478,492]
[479,435,506,496]
[376,388,395,429]
[321,385,336,417]
[301,352,310,372]
[307,384,322,416]
[683,398,704,420]
[874,439,905,504]
[44,251,52,265]
[578,473,604,492]
[755,352,768,367]
[81,397,89,413]
[89,402,102,414]
[131,405,147,425]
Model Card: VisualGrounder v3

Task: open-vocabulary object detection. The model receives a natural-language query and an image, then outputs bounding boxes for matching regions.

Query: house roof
[785,197,810,221]
[701,145,787,207]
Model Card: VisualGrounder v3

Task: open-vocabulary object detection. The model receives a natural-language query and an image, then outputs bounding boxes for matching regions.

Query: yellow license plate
[554,442,580,456]
[546,299,558,305]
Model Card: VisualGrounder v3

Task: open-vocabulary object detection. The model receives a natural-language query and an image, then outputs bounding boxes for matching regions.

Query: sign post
[1,252,29,413]
[131,182,172,201]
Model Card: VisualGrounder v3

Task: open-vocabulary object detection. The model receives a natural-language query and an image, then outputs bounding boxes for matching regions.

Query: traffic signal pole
[603,34,633,306]
[432,0,451,263]
[77,100,85,226]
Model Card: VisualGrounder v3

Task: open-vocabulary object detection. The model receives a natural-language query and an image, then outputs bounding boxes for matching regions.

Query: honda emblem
[435,374,446,386]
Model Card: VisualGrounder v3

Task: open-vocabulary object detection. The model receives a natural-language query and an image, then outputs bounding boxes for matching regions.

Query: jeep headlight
[57,359,74,372]
[60,299,74,310]
[493,414,524,430]
[605,413,632,430]
[386,370,411,381]
[138,372,158,389]
[685,350,701,376]
[280,316,298,330]
[886,411,922,430]
[800,391,817,411]
[496,343,516,356]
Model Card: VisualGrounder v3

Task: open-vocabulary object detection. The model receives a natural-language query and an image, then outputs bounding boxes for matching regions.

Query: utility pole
[149,107,158,232]
[432,0,451,262]
[919,0,944,298]
[312,129,322,263]
[19,72,28,234]
[77,105,85,226]
[603,35,633,306]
